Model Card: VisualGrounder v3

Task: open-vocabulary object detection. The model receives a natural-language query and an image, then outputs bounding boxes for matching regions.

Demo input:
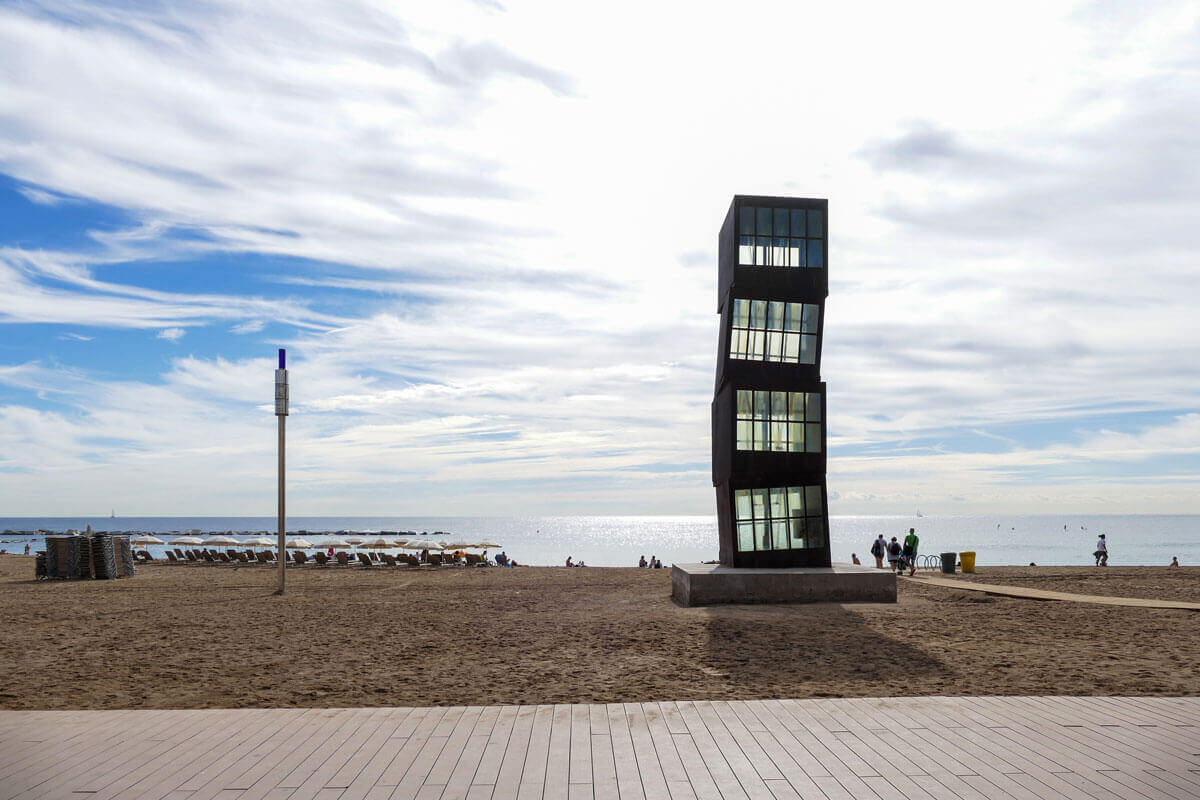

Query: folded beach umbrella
[285,538,313,549]
[206,535,240,545]
[131,535,165,546]
[169,536,204,545]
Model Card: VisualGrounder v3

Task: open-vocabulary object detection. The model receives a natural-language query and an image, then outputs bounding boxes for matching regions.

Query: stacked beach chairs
[40,532,135,580]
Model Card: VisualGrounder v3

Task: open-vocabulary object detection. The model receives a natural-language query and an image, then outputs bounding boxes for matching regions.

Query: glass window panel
[755,520,769,550]
[767,301,784,330]
[733,330,748,359]
[790,209,806,237]
[800,334,816,364]
[756,420,769,449]
[788,422,804,451]
[753,390,768,418]
[751,330,765,359]
[784,303,802,332]
[766,332,782,361]
[754,488,769,517]
[738,236,753,265]
[773,208,789,236]
[769,488,786,520]
[736,390,753,417]
[736,420,753,450]
[789,487,804,517]
[807,392,821,422]
[772,521,789,549]
[806,423,822,452]
[750,300,766,327]
[805,485,823,515]
[783,333,799,362]
[738,523,755,552]
[771,238,786,266]
[734,489,752,521]
[807,239,824,268]
[770,422,787,451]
[754,238,767,265]
[801,303,818,333]
[740,208,755,236]
[806,516,825,548]
[732,299,747,326]
[771,391,787,418]
[790,518,806,549]
[788,239,801,267]
[756,207,772,235]
[807,209,824,238]
[789,393,805,421]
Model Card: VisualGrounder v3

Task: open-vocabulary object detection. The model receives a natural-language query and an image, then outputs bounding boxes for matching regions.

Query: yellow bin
[960,551,976,573]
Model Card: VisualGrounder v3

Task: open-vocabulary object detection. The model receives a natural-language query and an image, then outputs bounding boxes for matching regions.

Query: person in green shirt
[902,528,919,576]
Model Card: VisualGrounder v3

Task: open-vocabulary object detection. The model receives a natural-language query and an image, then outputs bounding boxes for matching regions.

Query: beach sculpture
[712,196,830,568]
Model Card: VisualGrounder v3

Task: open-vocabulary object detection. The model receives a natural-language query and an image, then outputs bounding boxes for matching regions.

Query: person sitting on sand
[1170,556,1179,567]
[1094,534,1108,566]
[851,553,861,565]
[565,556,574,567]
[639,555,647,568]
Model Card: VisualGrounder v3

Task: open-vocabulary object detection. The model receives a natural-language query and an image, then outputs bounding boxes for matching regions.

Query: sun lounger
[255,551,268,563]
[234,552,248,563]
[265,550,275,561]
[166,551,178,563]
[294,551,308,564]
[202,552,215,562]
[335,552,349,566]
[465,553,482,565]
[382,554,397,566]
[217,552,231,562]
[313,552,329,566]
[174,548,186,560]
[428,553,444,566]
[357,552,373,566]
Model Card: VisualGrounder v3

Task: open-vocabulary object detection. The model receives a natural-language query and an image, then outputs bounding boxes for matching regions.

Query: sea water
[0,514,1195,568]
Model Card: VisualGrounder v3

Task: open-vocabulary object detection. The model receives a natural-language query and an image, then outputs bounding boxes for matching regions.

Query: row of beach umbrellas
[129,534,500,551]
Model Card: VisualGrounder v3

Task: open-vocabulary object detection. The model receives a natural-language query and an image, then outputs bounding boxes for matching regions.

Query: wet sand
[1,556,1197,710]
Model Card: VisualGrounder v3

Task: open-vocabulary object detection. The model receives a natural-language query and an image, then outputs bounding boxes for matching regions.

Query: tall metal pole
[275,349,289,595]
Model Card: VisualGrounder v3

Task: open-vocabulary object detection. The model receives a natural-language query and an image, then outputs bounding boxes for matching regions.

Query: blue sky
[2,0,1200,515]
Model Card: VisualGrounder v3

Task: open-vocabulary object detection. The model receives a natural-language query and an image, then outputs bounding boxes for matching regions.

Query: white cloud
[1,0,1200,513]
[231,319,264,334]
[157,327,186,341]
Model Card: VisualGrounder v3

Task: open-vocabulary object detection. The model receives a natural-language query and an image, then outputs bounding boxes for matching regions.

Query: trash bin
[940,552,956,574]
[960,551,976,573]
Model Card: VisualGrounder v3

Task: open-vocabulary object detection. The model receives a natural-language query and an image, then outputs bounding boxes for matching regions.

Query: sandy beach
[1,556,1197,710]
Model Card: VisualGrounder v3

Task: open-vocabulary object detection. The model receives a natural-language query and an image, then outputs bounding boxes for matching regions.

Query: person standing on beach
[870,535,886,569]
[903,528,919,577]
[1094,534,1108,566]
[886,537,901,571]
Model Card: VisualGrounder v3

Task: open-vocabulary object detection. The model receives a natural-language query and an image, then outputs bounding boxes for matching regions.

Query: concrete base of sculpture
[671,563,896,606]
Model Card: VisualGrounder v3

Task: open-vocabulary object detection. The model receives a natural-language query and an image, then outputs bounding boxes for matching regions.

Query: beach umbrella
[360,537,394,549]
[442,541,474,550]
[320,537,352,549]
[473,541,502,549]
[206,535,240,545]
[399,541,427,550]
[241,536,274,547]
[344,536,365,545]
[285,538,313,549]
[169,536,204,545]
[131,535,164,546]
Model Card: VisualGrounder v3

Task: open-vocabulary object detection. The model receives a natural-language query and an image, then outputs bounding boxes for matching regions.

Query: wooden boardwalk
[1,697,1198,799]
[909,576,1200,610]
